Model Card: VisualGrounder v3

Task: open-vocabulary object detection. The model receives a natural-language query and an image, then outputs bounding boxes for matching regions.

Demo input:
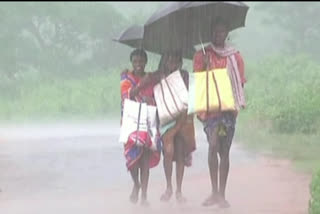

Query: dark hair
[212,17,230,31]
[158,50,182,70]
[130,48,148,62]
[169,50,183,63]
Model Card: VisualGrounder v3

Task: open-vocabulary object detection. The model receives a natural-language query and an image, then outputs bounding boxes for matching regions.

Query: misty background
[0,3,319,213]
[0,1,319,167]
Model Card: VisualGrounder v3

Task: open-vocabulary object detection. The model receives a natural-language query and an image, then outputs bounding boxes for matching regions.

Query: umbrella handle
[201,42,206,55]
[198,31,206,55]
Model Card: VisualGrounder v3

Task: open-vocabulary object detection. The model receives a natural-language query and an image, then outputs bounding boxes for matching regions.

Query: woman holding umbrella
[193,17,247,208]
[137,50,196,203]
[115,25,195,206]
[118,1,249,208]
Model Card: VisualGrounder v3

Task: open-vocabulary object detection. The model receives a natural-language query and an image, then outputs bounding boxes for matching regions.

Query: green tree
[256,2,320,59]
[0,2,129,79]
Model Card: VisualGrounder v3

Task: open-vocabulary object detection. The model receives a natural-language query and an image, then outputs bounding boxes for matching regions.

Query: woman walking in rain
[193,17,247,208]
[120,48,161,206]
[137,50,196,203]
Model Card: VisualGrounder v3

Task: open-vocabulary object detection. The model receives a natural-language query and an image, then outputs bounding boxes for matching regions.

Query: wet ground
[0,121,311,214]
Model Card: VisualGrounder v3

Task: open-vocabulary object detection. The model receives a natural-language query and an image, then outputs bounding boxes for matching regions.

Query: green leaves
[246,54,320,134]
[309,169,320,214]
[0,2,128,78]
[0,69,121,121]
[256,2,320,61]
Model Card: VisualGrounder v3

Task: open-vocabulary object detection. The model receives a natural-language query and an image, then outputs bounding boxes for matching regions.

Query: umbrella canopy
[113,24,196,60]
[112,25,144,49]
[143,1,249,54]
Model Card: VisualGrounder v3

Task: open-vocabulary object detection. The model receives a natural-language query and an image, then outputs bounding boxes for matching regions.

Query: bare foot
[176,192,187,204]
[160,189,173,202]
[129,185,140,204]
[218,199,230,208]
[202,194,220,207]
[140,199,150,207]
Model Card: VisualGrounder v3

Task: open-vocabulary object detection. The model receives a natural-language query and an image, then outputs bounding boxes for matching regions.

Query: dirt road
[0,122,311,214]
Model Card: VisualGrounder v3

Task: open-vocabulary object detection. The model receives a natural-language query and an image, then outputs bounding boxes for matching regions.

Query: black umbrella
[113,24,196,60]
[112,25,144,49]
[143,1,249,54]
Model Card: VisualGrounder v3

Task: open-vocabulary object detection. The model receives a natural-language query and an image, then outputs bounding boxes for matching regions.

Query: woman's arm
[131,70,163,97]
